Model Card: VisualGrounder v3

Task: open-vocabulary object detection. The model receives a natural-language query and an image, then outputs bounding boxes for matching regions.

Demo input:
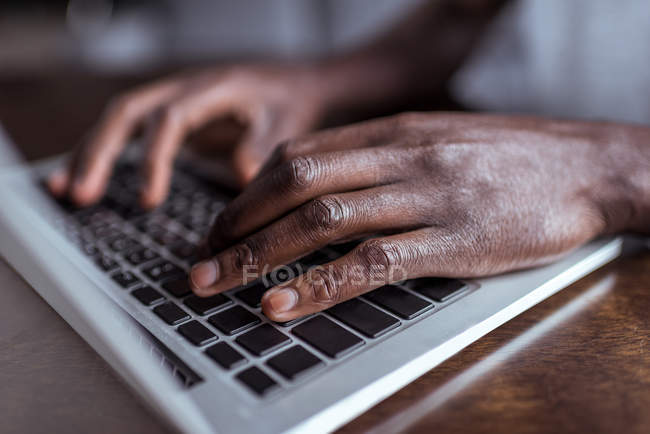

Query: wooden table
[1,74,649,434]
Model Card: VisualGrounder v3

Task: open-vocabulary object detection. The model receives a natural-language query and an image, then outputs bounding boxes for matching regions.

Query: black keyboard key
[292,316,364,358]
[153,302,190,325]
[178,320,217,346]
[91,224,121,239]
[235,324,290,356]
[235,283,267,308]
[106,235,139,253]
[132,286,165,306]
[169,240,198,262]
[208,306,260,335]
[364,285,433,319]
[236,367,279,397]
[81,242,99,257]
[205,342,247,370]
[328,299,400,338]
[161,277,193,297]
[142,260,184,282]
[149,228,183,246]
[124,247,159,265]
[409,277,467,302]
[111,270,141,288]
[95,255,119,272]
[266,346,323,380]
[299,251,330,266]
[328,241,359,256]
[184,294,231,315]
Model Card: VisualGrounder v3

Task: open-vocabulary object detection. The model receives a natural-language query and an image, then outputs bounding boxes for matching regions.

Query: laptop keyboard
[48,163,471,397]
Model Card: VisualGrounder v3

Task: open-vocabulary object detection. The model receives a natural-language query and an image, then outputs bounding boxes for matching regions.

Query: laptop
[0,124,622,433]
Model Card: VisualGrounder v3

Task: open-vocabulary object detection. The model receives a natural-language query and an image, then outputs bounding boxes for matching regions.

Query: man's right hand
[48,64,328,208]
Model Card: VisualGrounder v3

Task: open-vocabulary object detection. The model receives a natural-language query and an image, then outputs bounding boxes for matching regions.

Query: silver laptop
[0,124,622,434]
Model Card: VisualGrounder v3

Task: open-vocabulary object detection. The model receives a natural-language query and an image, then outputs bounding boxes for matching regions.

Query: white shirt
[451,0,650,124]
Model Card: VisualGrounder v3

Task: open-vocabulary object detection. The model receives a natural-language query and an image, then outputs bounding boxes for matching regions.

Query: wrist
[593,123,650,235]
[300,52,412,113]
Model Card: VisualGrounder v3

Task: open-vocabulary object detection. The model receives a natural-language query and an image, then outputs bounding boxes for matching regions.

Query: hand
[188,112,643,322]
[47,64,327,207]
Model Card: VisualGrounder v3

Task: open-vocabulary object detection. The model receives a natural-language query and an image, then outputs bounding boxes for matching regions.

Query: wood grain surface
[0,75,648,434]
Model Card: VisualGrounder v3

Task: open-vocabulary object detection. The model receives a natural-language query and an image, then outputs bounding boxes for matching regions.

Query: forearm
[308,0,509,112]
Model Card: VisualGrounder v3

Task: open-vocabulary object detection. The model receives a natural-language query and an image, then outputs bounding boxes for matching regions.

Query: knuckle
[302,196,346,234]
[160,105,184,126]
[107,93,138,120]
[229,240,261,273]
[281,156,318,192]
[307,267,343,305]
[273,140,298,163]
[358,239,402,271]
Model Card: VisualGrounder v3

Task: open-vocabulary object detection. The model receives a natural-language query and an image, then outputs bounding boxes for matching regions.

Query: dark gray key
[142,260,184,282]
[184,294,232,315]
[169,240,197,262]
[208,306,260,335]
[95,255,119,272]
[364,285,433,319]
[266,265,299,285]
[235,283,267,308]
[409,277,467,302]
[299,251,330,266]
[161,277,192,297]
[111,270,141,288]
[205,342,247,370]
[292,316,364,358]
[328,299,400,338]
[132,286,165,306]
[266,346,323,380]
[178,320,217,346]
[236,367,279,397]
[235,324,290,356]
[106,235,140,253]
[153,302,190,325]
[81,242,99,257]
[124,247,159,265]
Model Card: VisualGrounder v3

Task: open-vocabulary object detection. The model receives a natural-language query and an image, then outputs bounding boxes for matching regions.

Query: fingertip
[190,259,220,291]
[232,149,262,186]
[70,179,100,206]
[47,170,69,196]
[141,167,171,209]
[261,287,299,321]
[139,188,164,210]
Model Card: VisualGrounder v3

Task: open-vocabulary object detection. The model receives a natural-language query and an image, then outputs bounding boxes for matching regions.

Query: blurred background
[0,0,421,75]
[0,0,420,159]
[2,0,649,160]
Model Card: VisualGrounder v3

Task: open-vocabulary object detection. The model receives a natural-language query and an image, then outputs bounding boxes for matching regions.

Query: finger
[233,106,317,185]
[231,105,277,185]
[140,84,250,208]
[254,116,404,181]
[64,80,183,205]
[260,228,458,321]
[190,185,428,295]
[207,146,418,251]
[47,167,70,197]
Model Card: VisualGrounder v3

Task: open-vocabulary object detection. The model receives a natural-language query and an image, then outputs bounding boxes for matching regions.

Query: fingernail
[190,260,219,289]
[265,288,298,313]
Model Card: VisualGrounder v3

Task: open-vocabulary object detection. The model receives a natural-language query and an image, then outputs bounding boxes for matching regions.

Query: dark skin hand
[47,0,507,209]
[189,112,650,322]
[46,0,650,322]
[47,65,327,207]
